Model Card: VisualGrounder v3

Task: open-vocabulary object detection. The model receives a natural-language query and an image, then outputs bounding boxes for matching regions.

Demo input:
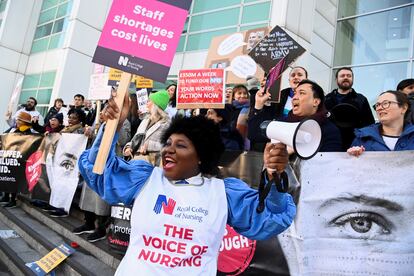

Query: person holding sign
[248,66,308,152]
[347,90,414,156]
[78,91,295,275]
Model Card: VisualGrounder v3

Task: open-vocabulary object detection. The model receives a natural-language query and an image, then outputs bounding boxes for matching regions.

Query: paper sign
[26,243,75,276]
[93,0,192,83]
[136,88,149,113]
[88,73,112,100]
[177,69,225,109]
[205,27,269,84]
[135,76,154,88]
[248,25,305,73]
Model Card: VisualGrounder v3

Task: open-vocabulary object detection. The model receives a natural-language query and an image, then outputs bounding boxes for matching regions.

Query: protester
[84,100,97,127]
[248,66,308,151]
[79,89,295,274]
[164,84,178,118]
[347,90,414,156]
[231,84,250,150]
[286,79,342,152]
[70,94,85,110]
[128,92,141,139]
[206,105,244,151]
[32,113,64,134]
[62,109,85,134]
[325,67,375,150]
[6,97,44,130]
[44,98,65,123]
[123,90,170,166]
[1,111,36,208]
[396,78,414,124]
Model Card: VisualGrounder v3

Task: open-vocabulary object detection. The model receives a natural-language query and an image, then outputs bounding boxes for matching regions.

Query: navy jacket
[351,123,414,151]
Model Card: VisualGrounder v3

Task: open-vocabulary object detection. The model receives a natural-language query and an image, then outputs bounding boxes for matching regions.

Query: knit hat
[17,111,32,124]
[149,90,170,111]
[50,113,64,125]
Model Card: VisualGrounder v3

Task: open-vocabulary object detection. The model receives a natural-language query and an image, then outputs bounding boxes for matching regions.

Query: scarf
[61,123,83,133]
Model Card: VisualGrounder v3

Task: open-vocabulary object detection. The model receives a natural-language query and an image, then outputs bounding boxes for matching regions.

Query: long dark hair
[166,84,177,107]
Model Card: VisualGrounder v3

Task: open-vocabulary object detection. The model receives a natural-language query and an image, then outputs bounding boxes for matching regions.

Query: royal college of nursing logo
[153,195,176,215]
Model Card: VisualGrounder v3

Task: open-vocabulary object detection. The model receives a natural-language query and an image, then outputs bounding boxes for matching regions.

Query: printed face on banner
[284,152,414,275]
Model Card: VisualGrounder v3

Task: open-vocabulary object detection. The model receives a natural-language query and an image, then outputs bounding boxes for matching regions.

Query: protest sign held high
[93,0,191,83]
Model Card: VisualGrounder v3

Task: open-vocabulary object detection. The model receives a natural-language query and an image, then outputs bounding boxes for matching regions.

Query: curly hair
[161,116,225,176]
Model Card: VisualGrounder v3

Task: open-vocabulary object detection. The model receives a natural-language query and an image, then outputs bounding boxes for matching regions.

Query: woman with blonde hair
[123,90,171,166]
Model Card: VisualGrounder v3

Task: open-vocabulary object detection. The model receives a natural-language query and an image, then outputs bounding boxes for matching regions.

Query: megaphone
[260,118,322,159]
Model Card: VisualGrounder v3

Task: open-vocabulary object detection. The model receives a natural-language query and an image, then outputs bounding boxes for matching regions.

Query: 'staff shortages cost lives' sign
[93,0,192,83]
[177,69,225,109]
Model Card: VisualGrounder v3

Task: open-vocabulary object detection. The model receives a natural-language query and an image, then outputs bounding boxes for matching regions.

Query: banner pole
[93,72,132,174]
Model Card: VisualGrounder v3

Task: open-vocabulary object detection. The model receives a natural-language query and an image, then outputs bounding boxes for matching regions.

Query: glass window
[56,1,71,18]
[48,33,64,49]
[176,35,186,52]
[186,28,237,51]
[339,0,414,18]
[39,71,56,87]
[189,8,240,32]
[36,89,53,104]
[334,6,413,66]
[38,7,57,24]
[192,0,240,13]
[22,74,41,89]
[41,0,59,11]
[34,22,53,39]
[241,2,271,24]
[31,37,49,53]
[52,18,65,33]
[19,90,37,103]
[333,62,409,110]
[240,23,268,31]
[0,0,7,13]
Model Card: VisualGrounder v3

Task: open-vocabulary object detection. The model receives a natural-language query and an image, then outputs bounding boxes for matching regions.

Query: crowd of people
[1,67,414,272]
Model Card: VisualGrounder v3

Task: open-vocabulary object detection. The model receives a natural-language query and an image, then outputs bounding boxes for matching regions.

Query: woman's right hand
[104,89,130,131]
[254,87,271,110]
[347,145,365,157]
[123,146,133,158]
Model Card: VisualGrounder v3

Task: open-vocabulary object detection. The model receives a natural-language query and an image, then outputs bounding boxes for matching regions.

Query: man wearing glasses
[6,97,44,132]
[324,67,375,151]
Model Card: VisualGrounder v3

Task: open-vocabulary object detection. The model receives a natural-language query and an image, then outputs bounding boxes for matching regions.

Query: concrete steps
[0,197,123,275]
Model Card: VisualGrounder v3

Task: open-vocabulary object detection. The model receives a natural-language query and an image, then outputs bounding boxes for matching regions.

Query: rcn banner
[177,68,225,109]
[279,151,414,275]
[93,0,192,83]
[0,134,44,193]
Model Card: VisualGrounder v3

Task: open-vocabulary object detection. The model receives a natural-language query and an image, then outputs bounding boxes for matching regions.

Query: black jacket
[325,88,375,150]
[247,87,291,152]
[406,93,414,124]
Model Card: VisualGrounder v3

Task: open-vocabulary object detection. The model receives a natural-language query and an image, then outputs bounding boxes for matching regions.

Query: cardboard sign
[248,25,305,73]
[264,56,287,103]
[88,73,112,100]
[205,27,269,84]
[93,0,192,83]
[177,69,225,109]
[108,68,153,88]
[26,243,75,276]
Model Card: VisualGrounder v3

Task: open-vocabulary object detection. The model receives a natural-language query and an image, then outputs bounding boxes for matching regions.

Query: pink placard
[98,0,187,67]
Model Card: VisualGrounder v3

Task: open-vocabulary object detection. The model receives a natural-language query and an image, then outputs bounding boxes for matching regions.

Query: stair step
[0,204,116,276]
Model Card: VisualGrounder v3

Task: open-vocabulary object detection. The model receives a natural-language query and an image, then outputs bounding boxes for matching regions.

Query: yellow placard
[35,248,67,273]
[108,68,153,88]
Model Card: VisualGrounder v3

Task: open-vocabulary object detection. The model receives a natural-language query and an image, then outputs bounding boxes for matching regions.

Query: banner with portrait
[46,134,88,212]
[279,151,414,275]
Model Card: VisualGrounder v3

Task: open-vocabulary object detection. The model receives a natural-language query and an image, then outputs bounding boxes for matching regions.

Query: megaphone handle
[273,171,289,193]
[256,170,289,213]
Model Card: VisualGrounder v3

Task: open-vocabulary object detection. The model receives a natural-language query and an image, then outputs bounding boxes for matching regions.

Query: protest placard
[108,68,153,88]
[177,69,225,109]
[136,88,149,113]
[205,27,269,84]
[88,73,112,100]
[93,0,191,83]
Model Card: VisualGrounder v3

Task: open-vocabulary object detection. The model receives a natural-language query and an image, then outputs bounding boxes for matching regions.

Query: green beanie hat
[149,90,170,111]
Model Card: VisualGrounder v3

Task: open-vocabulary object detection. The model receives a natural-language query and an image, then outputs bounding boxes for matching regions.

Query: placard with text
[93,0,192,83]
[177,69,225,109]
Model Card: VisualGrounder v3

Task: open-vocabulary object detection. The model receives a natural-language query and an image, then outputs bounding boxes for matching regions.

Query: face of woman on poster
[288,154,414,274]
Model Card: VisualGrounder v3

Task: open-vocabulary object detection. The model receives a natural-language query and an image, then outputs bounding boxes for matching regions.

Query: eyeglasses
[373,100,399,111]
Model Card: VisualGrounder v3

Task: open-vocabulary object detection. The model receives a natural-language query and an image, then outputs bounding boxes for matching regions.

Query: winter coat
[325,88,375,150]
[351,123,414,151]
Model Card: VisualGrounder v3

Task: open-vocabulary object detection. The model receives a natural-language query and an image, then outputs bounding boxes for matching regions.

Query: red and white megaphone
[260,118,322,159]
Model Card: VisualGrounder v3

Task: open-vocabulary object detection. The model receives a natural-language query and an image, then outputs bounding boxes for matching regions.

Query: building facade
[0,0,413,131]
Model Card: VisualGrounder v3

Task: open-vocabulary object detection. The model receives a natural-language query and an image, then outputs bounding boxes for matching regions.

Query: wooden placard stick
[93,72,132,174]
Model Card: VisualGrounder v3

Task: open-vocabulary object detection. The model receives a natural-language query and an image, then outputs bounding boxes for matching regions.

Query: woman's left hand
[139,142,148,155]
[264,142,288,179]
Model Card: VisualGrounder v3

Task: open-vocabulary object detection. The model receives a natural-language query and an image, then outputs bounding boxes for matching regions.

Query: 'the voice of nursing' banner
[279,151,414,275]
[93,0,191,83]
